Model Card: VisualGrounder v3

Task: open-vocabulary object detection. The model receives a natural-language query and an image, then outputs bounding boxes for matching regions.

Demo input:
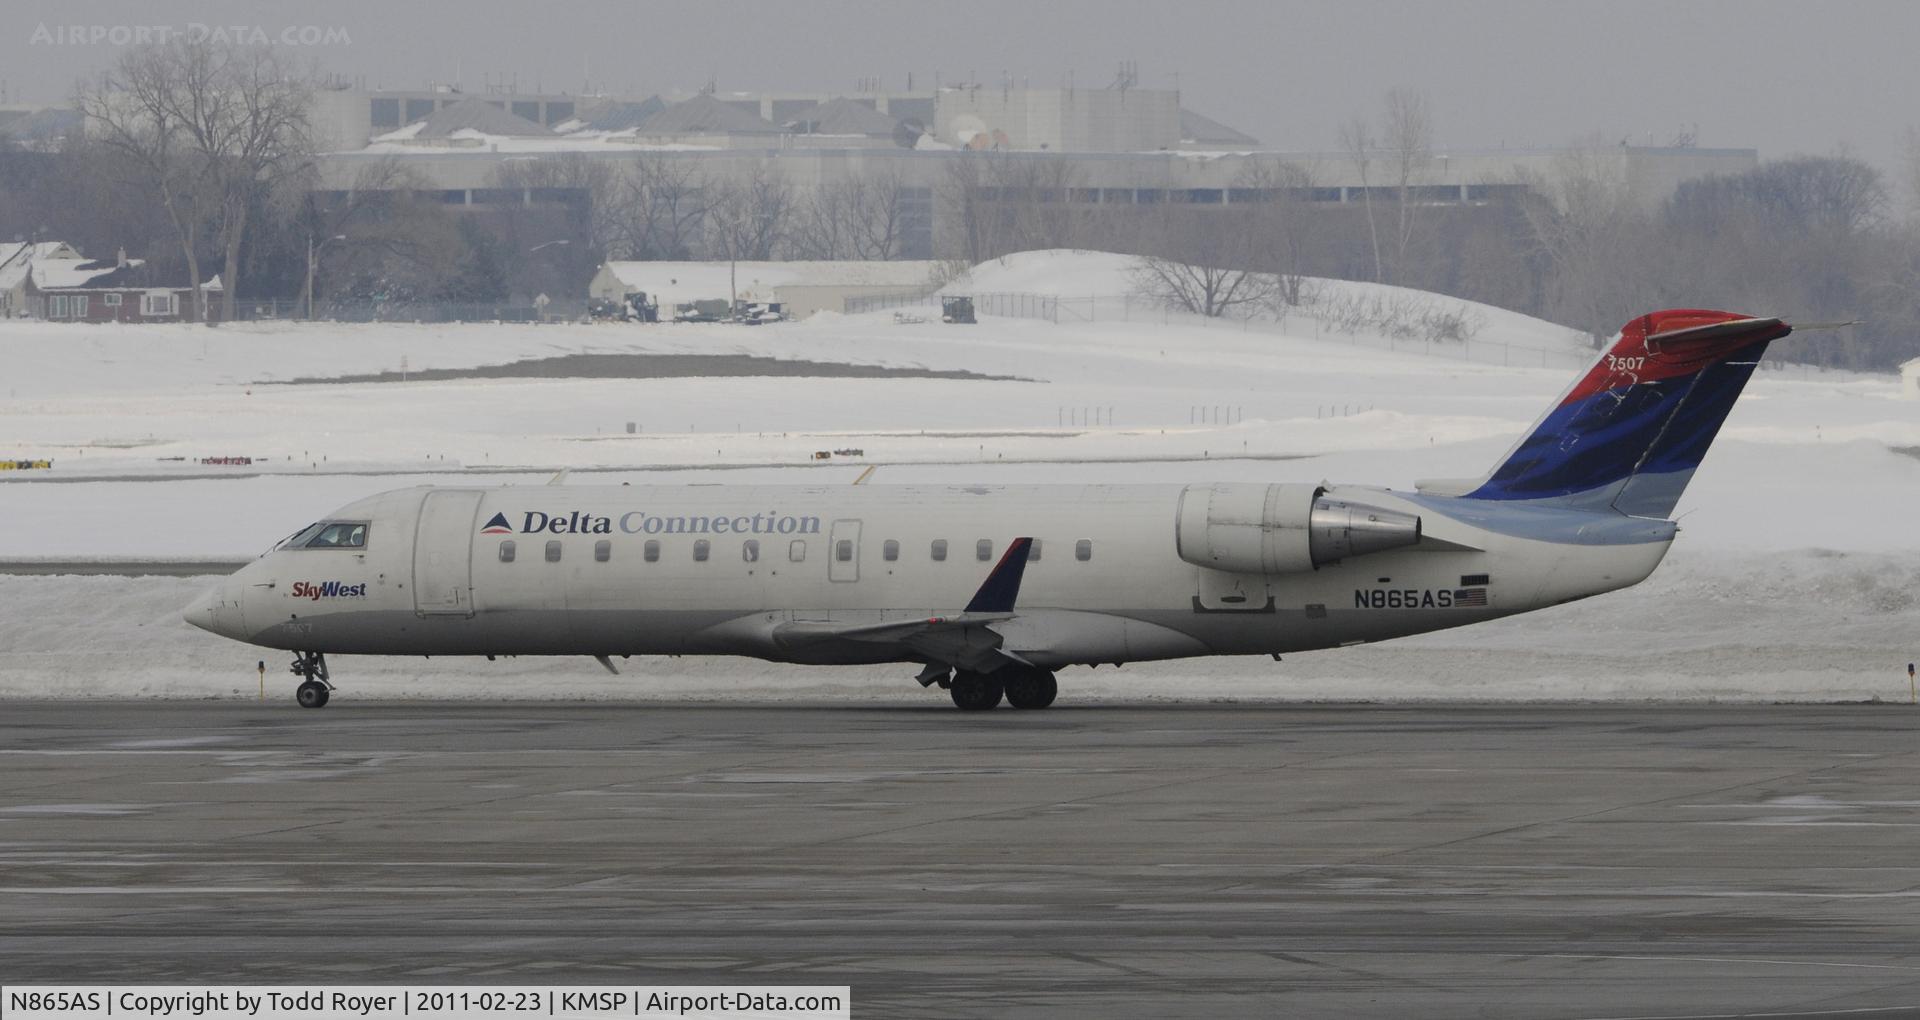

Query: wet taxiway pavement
[3,701,1918,1018]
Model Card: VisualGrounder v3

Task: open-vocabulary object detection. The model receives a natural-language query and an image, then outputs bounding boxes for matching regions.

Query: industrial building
[33,78,1762,296]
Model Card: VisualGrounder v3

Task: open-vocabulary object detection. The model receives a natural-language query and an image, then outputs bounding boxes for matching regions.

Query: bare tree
[204,45,314,322]
[1516,142,1657,347]
[1383,86,1433,285]
[939,150,1008,264]
[1233,159,1320,307]
[1131,205,1274,318]
[709,160,793,262]
[1338,115,1383,283]
[704,160,793,303]
[77,45,220,319]
[937,151,1085,263]
[77,39,313,322]
[788,166,910,260]
[299,156,428,313]
[489,152,619,258]
[327,191,469,304]
[605,154,709,260]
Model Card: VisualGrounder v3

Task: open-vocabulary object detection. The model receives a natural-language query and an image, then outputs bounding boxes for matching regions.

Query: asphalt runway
[4,702,1919,1018]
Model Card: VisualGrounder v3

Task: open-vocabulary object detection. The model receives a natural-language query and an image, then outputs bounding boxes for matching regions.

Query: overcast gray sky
[7,0,1916,178]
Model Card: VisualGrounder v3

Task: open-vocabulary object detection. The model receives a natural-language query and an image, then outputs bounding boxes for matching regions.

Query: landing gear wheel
[290,651,331,708]
[296,679,330,709]
[1003,668,1058,710]
[949,670,1004,711]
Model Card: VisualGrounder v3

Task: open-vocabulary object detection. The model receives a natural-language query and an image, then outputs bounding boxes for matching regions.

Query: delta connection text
[506,510,823,537]
[2,986,851,1020]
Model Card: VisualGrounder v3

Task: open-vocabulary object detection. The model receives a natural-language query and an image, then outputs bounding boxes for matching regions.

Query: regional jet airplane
[186,308,1791,710]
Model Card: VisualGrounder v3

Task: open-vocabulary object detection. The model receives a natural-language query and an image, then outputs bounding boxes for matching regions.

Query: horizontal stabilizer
[1414,477,1479,498]
[1643,316,1784,354]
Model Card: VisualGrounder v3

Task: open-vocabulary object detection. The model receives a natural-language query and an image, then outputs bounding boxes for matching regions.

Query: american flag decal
[1452,587,1489,608]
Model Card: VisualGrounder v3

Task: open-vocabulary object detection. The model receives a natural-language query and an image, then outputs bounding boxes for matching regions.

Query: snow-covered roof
[1901,356,1920,371]
[783,98,901,137]
[639,94,783,135]
[579,96,667,132]
[1179,108,1260,147]
[30,257,146,290]
[598,260,938,306]
[414,99,554,139]
[0,241,81,290]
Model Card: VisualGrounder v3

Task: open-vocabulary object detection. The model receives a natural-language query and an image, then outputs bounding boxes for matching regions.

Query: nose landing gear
[290,651,332,708]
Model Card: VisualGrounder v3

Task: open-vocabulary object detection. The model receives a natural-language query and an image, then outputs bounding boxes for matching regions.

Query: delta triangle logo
[479,512,513,535]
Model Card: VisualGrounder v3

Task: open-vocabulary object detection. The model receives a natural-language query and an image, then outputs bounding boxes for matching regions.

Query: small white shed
[1902,357,1920,401]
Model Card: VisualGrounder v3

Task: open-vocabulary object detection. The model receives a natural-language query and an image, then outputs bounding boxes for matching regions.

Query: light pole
[306,234,347,320]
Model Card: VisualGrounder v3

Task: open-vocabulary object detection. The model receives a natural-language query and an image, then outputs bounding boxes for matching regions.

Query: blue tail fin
[1465,309,1790,517]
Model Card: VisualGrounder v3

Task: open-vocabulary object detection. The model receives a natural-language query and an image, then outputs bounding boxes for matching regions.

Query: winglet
[964,537,1032,614]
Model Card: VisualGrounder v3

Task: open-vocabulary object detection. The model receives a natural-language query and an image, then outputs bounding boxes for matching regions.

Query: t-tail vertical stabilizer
[1464,309,1791,518]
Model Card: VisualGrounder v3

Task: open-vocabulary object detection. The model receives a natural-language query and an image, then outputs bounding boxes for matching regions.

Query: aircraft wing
[768,538,1035,672]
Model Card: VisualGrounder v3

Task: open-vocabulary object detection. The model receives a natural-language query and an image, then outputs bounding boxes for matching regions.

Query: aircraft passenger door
[413,490,484,615]
[828,519,861,583]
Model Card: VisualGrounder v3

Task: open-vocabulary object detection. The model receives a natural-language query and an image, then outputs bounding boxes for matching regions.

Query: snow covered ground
[2,250,1914,701]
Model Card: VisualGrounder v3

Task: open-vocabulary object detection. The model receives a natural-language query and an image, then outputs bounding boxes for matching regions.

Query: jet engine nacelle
[1174,483,1422,575]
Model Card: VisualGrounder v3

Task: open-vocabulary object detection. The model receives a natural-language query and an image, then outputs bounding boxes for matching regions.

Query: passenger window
[976,539,993,561]
[306,522,368,549]
[644,540,660,562]
[836,539,853,562]
[545,540,562,563]
[743,539,759,562]
[693,539,710,561]
[499,540,516,563]
[1076,539,1092,561]
[789,540,806,562]
[1027,539,1042,561]
[931,539,947,561]
[594,539,611,562]
[883,539,899,561]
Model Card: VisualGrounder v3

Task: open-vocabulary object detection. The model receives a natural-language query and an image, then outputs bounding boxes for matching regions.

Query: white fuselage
[187,482,1676,672]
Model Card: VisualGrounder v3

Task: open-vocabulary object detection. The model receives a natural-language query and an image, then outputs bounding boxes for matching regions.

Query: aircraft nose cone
[184,582,241,638]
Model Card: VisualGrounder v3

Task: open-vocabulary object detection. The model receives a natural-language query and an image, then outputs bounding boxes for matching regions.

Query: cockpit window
[304,522,368,549]
[277,522,327,550]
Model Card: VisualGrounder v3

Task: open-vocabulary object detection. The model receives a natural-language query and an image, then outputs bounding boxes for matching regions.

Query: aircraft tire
[949,671,1003,711]
[1003,668,1057,710]
[296,680,330,709]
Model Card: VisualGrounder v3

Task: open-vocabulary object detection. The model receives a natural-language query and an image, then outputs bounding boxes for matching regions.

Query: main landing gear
[290,651,332,709]
[945,666,1057,711]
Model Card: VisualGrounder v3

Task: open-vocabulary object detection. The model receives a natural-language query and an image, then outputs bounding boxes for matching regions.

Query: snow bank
[938,248,1590,353]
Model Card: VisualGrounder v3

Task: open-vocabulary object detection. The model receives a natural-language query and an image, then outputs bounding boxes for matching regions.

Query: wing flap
[769,535,1036,672]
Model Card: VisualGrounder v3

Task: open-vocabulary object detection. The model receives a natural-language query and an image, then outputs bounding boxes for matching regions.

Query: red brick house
[19,248,222,323]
